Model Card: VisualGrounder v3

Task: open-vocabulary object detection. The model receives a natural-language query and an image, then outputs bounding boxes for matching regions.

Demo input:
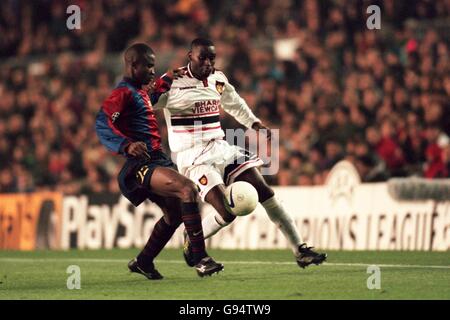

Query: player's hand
[167,67,187,80]
[125,141,148,158]
[146,68,186,94]
[252,122,272,141]
[145,81,157,94]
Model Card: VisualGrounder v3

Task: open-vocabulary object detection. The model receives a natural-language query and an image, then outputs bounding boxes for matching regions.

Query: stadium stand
[0,0,449,194]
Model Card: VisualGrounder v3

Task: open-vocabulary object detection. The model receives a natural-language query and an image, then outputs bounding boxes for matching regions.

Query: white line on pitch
[0,258,449,269]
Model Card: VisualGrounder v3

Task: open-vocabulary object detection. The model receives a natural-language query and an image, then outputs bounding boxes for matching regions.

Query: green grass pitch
[0,249,449,300]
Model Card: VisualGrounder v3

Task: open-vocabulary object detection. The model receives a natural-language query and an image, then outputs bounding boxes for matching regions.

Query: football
[224,181,259,216]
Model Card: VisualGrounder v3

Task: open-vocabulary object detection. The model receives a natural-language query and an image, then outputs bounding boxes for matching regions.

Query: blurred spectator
[354,155,389,182]
[0,0,449,193]
[423,126,449,178]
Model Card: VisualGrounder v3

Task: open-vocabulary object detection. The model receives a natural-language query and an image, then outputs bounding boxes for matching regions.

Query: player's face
[190,45,216,79]
[133,53,156,85]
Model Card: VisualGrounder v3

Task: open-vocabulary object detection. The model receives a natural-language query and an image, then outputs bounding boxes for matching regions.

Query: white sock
[202,212,230,239]
[262,196,303,256]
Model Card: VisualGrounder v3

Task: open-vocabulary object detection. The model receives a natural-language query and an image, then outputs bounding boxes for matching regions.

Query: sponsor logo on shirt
[198,175,208,186]
[192,100,220,114]
[111,112,120,123]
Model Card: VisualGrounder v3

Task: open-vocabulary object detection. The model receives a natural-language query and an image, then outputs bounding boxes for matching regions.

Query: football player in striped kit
[152,38,327,269]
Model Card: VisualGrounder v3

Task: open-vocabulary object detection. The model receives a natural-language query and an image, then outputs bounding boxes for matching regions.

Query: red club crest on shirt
[215,81,225,95]
[199,175,208,186]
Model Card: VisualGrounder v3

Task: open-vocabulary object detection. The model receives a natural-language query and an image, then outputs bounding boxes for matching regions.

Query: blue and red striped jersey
[95,77,162,156]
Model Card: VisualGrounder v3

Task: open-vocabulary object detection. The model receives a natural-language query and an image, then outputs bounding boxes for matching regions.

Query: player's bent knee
[258,184,275,202]
[178,180,199,203]
[163,214,182,228]
[237,168,274,202]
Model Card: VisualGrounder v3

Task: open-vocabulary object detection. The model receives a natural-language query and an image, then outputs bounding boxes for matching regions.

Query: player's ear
[188,51,192,61]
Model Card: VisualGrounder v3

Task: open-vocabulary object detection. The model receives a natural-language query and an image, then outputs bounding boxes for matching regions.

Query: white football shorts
[174,139,264,200]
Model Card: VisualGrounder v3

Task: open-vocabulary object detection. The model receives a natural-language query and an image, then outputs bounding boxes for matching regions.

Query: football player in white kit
[152,38,326,269]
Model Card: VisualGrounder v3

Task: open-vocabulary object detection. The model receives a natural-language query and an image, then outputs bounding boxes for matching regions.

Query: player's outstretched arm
[220,80,261,129]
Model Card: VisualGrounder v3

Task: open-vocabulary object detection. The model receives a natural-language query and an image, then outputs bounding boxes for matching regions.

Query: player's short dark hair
[125,43,154,54]
[191,38,214,50]
[124,43,154,62]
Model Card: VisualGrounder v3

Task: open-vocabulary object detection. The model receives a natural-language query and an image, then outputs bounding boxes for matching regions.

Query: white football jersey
[154,64,260,153]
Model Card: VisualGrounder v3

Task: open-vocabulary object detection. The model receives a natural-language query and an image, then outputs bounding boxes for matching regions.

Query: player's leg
[182,185,236,267]
[234,167,327,268]
[119,157,221,277]
[185,166,236,240]
[183,143,264,246]
[149,167,206,263]
[146,166,223,275]
[202,184,236,237]
[180,166,237,266]
[147,197,184,259]
[129,196,182,280]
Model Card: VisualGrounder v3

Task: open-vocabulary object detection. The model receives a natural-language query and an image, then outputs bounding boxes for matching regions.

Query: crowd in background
[0,0,449,194]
